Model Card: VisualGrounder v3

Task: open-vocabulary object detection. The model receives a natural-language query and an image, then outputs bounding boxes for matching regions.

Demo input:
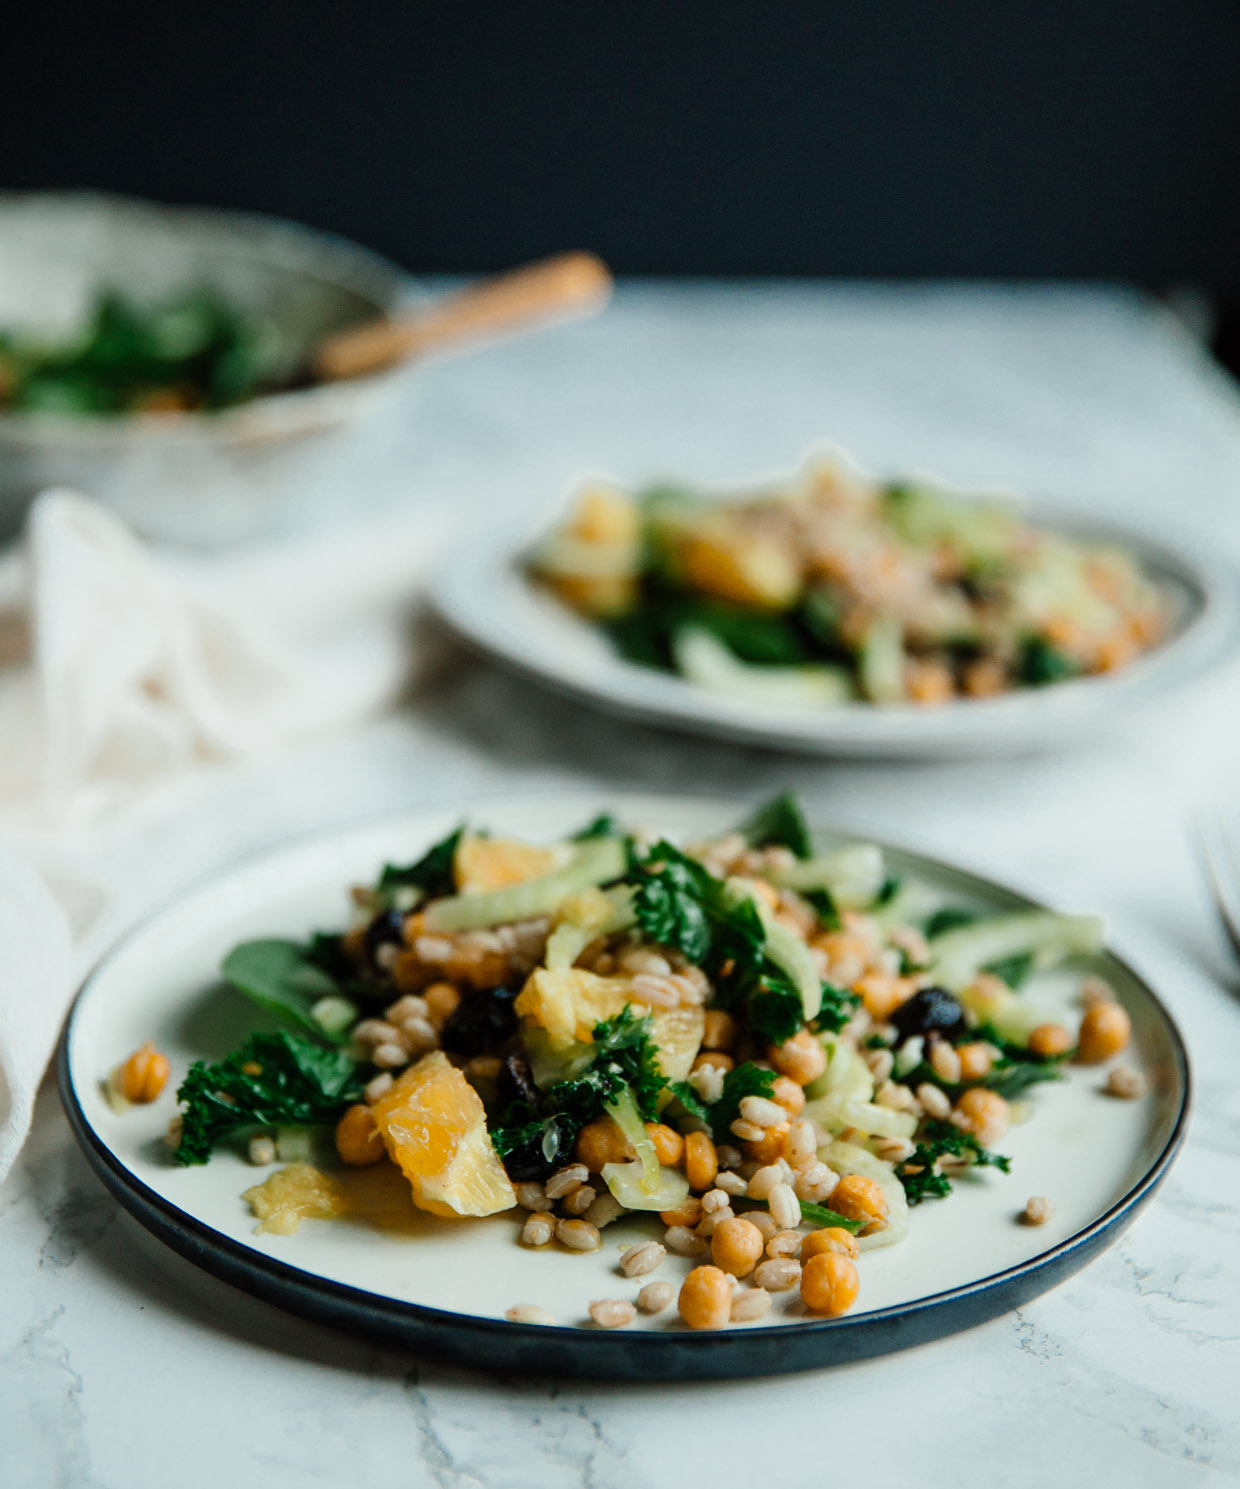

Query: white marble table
[4,283,1240,1488]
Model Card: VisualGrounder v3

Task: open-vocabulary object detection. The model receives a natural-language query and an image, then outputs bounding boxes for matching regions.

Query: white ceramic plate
[60,792,1188,1379]
[430,509,1240,758]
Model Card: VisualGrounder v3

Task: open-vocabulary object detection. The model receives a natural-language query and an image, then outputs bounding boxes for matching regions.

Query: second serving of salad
[110,793,1141,1332]
[528,457,1171,709]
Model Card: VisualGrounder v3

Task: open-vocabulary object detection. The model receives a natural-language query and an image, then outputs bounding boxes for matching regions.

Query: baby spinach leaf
[739,791,813,859]
[377,826,462,902]
[221,939,343,1038]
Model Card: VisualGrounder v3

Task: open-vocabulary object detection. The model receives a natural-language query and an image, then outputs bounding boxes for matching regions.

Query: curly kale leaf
[739,791,813,859]
[491,1008,670,1172]
[376,825,462,901]
[175,1031,364,1165]
[899,1119,1011,1205]
[816,981,862,1034]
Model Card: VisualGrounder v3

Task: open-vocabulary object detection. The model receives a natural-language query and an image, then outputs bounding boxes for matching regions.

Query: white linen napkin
[0,489,449,1180]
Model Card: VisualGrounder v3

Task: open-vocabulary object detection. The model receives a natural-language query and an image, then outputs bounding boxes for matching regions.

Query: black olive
[440,987,519,1057]
[497,1053,539,1110]
[890,986,966,1043]
[364,908,407,962]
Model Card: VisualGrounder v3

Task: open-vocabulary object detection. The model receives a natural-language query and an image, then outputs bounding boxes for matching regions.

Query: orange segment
[370,1051,516,1218]
[454,833,563,894]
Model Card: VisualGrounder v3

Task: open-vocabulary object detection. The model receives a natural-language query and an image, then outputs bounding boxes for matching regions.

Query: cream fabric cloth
[0,490,448,1179]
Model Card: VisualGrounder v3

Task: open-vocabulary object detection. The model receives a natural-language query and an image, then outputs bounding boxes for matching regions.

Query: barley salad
[108,793,1141,1332]
[528,457,1171,709]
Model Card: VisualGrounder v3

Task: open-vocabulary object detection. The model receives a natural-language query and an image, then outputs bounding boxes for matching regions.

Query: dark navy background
[4,2,1239,283]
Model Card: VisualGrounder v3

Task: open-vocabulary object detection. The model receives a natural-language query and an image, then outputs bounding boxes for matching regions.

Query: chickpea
[645,1123,685,1167]
[423,981,461,1029]
[660,1197,704,1228]
[114,1042,170,1104]
[768,1030,827,1086]
[1075,1001,1131,1065]
[742,1122,791,1166]
[828,1174,889,1235]
[770,1075,806,1117]
[710,1216,765,1278]
[800,1226,859,1262]
[953,1086,1011,1147]
[678,1265,733,1330]
[800,1252,860,1316]
[702,1009,737,1050]
[575,1116,633,1174]
[956,1042,994,1082]
[335,1103,385,1166]
[692,1050,735,1075]
[684,1131,719,1192]
[1028,1023,1073,1059]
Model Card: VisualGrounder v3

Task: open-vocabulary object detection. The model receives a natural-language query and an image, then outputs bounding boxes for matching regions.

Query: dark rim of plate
[56,795,1192,1381]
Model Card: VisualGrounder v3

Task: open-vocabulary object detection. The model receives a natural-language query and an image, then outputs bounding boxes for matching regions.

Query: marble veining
[3,282,1240,1487]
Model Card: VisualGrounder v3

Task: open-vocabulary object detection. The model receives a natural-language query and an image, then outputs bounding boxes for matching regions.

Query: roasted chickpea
[742,1122,791,1166]
[114,1042,170,1104]
[575,1116,633,1173]
[660,1197,704,1229]
[335,1103,386,1165]
[800,1226,859,1262]
[800,1252,860,1316]
[710,1216,765,1278]
[692,1050,735,1075]
[645,1122,685,1167]
[678,1265,733,1330]
[1028,1023,1073,1059]
[1075,1001,1131,1064]
[702,1009,738,1050]
[767,1029,827,1086]
[953,1086,1011,1146]
[828,1174,889,1235]
[684,1131,719,1192]
[956,1042,994,1082]
[423,981,462,1029]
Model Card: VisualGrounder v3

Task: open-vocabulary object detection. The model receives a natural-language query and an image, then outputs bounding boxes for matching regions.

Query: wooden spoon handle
[311,250,612,382]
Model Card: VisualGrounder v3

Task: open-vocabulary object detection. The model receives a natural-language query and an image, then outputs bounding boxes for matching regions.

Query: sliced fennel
[824,1139,910,1252]
[769,844,886,910]
[545,886,637,969]
[858,615,905,704]
[671,626,853,707]
[605,1088,660,1190]
[807,1095,917,1140]
[926,910,1105,991]
[424,838,627,932]
[602,1161,690,1211]
[804,1034,874,1104]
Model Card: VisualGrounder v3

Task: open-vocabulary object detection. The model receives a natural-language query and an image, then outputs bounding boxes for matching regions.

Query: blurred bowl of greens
[0,192,418,546]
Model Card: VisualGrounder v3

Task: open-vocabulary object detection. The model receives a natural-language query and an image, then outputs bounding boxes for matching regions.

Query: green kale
[704,1062,776,1142]
[924,906,980,939]
[571,813,623,841]
[739,791,813,859]
[175,1031,364,1165]
[628,840,813,1042]
[376,826,462,902]
[604,590,813,672]
[491,1008,670,1170]
[874,874,903,907]
[985,951,1036,990]
[899,1119,1011,1205]
[747,976,807,1046]
[816,981,862,1034]
[804,887,841,931]
[1019,636,1080,687]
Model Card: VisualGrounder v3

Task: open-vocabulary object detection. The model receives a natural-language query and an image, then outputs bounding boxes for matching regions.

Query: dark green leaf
[984,951,1036,989]
[174,1031,364,1165]
[746,977,806,1046]
[741,1196,863,1233]
[377,826,462,901]
[924,907,980,939]
[899,1119,1011,1205]
[571,813,622,841]
[739,791,813,859]
[815,981,861,1034]
[704,1062,776,1142]
[1019,636,1080,687]
[221,939,342,1037]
